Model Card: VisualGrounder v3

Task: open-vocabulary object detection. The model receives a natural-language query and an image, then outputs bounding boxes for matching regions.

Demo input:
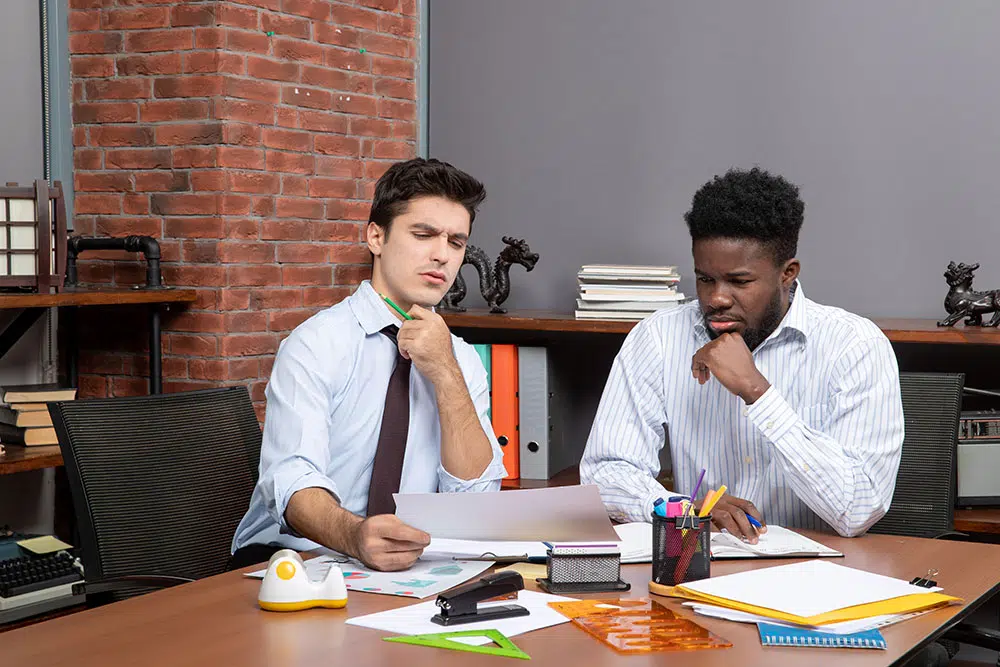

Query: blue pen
[747,514,763,530]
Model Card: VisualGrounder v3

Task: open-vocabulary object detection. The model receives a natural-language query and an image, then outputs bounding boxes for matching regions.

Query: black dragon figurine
[439,236,539,313]
[938,261,1000,327]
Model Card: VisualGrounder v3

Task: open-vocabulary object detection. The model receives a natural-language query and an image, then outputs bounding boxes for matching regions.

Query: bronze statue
[938,261,1000,327]
[439,236,539,313]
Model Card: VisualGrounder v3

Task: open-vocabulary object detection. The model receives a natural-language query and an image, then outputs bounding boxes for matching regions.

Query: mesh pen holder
[652,513,711,586]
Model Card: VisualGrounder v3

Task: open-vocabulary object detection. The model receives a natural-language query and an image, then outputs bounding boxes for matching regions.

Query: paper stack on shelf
[575,264,685,321]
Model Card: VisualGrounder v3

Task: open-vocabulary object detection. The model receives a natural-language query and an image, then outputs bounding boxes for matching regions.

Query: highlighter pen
[379,293,413,320]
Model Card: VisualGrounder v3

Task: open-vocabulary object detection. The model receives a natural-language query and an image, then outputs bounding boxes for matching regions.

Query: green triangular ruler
[384,629,530,660]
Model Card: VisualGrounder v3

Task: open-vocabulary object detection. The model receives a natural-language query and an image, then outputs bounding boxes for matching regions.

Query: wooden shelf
[442,309,635,334]
[0,287,198,310]
[0,446,63,476]
[504,468,998,536]
[443,309,1000,345]
[955,508,1000,535]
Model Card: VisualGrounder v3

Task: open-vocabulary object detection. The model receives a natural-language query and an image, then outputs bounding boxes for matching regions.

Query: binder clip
[257,549,348,612]
[431,571,530,626]
[537,544,631,594]
[910,569,939,588]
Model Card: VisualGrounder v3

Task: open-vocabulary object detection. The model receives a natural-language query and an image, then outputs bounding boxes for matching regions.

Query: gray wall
[0,0,44,183]
[0,0,53,537]
[429,0,1000,318]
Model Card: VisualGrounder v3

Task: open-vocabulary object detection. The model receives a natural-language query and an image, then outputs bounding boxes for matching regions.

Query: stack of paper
[668,560,961,627]
[575,264,685,321]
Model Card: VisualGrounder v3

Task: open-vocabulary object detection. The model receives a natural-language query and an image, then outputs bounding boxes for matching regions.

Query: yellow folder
[661,585,960,626]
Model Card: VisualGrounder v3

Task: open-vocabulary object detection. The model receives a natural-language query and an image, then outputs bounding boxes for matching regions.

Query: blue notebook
[757,622,887,649]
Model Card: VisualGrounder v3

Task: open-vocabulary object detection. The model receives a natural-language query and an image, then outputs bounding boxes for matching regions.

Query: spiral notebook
[757,622,887,649]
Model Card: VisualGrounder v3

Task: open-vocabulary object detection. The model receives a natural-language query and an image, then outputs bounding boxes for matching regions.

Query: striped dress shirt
[580,282,904,537]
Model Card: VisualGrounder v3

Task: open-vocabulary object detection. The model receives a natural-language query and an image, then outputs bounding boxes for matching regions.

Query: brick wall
[68,0,418,418]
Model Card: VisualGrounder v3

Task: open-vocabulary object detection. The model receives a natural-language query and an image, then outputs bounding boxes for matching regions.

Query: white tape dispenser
[257,549,348,612]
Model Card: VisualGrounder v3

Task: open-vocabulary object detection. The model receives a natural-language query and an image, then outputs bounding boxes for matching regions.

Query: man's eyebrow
[693,269,754,278]
[411,221,467,242]
[411,222,441,234]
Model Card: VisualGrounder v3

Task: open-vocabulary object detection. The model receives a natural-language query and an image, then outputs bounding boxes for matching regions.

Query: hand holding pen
[699,492,766,544]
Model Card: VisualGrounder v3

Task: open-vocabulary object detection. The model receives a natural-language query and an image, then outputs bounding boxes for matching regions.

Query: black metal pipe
[66,235,162,288]
[149,306,161,395]
[64,235,167,393]
[65,306,77,390]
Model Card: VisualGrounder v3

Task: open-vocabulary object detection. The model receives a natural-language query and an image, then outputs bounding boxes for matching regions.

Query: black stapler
[431,571,530,626]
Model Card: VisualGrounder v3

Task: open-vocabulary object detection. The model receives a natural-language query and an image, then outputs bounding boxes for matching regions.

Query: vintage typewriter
[0,529,85,625]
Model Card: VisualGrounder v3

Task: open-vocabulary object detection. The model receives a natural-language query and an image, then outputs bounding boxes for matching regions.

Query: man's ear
[781,258,801,287]
[366,222,384,257]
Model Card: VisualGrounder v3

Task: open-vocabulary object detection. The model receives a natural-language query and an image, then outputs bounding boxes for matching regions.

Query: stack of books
[575,264,685,321]
[0,384,77,447]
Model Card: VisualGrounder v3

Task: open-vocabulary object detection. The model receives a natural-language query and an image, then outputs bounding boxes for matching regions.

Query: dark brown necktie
[366,325,411,516]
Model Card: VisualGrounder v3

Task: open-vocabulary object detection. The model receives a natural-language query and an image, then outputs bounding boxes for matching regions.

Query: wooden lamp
[0,179,68,293]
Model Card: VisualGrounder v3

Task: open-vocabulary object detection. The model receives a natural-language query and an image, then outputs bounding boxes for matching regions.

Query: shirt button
[765,420,774,429]
[742,408,749,417]
[744,456,753,464]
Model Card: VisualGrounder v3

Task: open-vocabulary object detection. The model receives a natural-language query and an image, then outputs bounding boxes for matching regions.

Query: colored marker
[379,293,413,320]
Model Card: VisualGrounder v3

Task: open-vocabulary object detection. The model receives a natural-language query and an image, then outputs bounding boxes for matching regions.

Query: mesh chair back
[49,387,262,591]
[870,372,963,538]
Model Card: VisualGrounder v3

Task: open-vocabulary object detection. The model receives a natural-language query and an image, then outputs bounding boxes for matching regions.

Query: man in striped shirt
[581,167,904,540]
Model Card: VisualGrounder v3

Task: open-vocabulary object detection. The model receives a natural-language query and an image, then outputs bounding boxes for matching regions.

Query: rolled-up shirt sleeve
[259,332,341,533]
[437,347,505,492]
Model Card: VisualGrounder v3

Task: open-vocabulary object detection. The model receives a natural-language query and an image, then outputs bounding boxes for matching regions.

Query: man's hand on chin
[691,333,770,404]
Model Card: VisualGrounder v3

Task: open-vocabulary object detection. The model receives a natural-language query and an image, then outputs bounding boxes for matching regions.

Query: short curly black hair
[684,167,804,264]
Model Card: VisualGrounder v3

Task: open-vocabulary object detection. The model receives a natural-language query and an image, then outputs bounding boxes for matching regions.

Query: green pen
[379,293,413,320]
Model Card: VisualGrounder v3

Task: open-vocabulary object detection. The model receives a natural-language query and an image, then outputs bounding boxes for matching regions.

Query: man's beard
[704,289,785,351]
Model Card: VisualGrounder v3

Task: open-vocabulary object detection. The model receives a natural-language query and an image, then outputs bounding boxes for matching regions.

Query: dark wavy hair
[369,157,486,235]
[684,167,804,264]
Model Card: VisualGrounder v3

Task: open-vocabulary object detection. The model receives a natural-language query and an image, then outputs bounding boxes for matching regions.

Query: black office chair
[871,372,964,539]
[870,372,1000,666]
[48,386,262,602]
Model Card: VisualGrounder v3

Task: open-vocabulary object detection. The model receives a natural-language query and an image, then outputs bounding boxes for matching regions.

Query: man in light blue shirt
[232,158,506,571]
[582,168,904,541]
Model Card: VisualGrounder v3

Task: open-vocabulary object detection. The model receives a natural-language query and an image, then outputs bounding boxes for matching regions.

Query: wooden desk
[4,533,1000,667]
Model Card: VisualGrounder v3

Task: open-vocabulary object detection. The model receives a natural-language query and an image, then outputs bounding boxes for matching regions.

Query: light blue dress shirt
[581,282,904,537]
[232,280,506,552]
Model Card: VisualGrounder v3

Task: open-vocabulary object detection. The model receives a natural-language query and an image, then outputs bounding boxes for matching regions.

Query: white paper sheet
[244,555,491,599]
[346,589,573,644]
[424,538,550,560]
[710,526,842,559]
[393,484,619,542]
[613,522,653,563]
[679,560,940,619]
